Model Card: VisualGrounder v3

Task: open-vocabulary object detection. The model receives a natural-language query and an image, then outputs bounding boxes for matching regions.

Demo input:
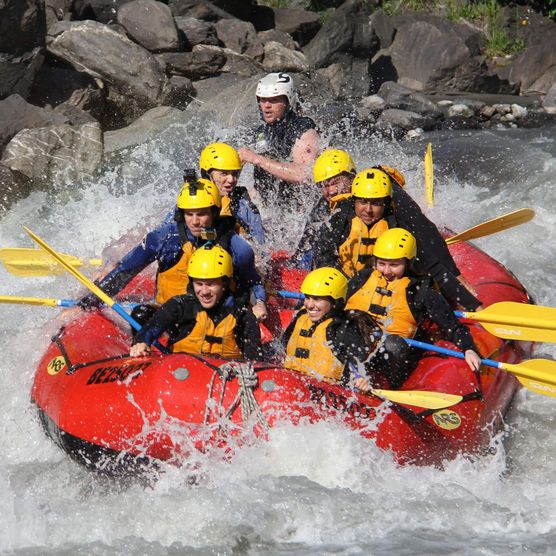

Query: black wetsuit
[253,108,317,209]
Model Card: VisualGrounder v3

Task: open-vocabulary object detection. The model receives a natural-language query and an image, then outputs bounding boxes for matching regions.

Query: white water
[1,121,556,555]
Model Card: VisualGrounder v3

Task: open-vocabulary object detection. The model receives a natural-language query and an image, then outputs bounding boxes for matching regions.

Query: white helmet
[256,72,296,107]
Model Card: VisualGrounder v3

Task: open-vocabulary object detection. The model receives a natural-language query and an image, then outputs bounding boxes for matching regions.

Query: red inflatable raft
[31,240,533,474]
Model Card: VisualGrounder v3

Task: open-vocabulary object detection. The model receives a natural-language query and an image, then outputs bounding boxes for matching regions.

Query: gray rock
[377,108,437,131]
[1,122,103,183]
[214,19,264,61]
[0,94,68,152]
[543,82,556,114]
[272,7,320,47]
[175,16,219,47]
[262,41,308,72]
[194,44,262,77]
[157,46,226,79]
[0,164,34,213]
[258,29,298,50]
[378,81,442,118]
[47,21,166,108]
[104,106,188,153]
[303,0,376,68]
[72,0,133,23]
[117,0,180,52]
[448,104,475,118]
[509,43,556,94]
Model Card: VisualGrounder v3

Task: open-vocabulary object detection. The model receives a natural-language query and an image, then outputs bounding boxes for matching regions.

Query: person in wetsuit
[313,168,395,278]
[199,142,265,246]
[80,177,268,321]
[282,267,379,386]
[313,163,482,310]
[130,245,263,360]
[293,148,357,268]
[238,72,319,210]
[345,228,482,390]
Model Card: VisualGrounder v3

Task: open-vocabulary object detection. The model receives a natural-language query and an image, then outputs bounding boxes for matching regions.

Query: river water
[1,118,555,555]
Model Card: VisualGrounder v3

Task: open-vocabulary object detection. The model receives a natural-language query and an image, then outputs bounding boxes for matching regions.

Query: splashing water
[1,119,556,554]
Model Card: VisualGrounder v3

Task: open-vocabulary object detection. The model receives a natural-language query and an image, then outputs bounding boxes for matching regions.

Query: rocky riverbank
[1,0,556,211]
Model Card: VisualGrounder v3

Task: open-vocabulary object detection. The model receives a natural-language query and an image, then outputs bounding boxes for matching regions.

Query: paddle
[456,301,556,343]
[0,248,102,277]
[405,337,556,398]
[445,208,535,245]
[367,388,462,409]
[0,295,137,310]
[273,294,556,343]
[424,142,434,208]
[23,227,169,354]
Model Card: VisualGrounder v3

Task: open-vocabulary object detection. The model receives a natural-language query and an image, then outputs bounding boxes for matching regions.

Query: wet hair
[345,309,382,357]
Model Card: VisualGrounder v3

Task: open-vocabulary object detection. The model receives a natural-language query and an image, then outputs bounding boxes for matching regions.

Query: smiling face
[183,207,214,237]
[354,197,386,226]
[192,277,227,309]
[320,173,353,202]
[209,169,240,196]
[303,295,333,323]
[258,95,288,124]
[375,257,407,282]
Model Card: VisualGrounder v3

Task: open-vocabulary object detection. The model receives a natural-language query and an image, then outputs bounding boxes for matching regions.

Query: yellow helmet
[300,267,348,301]
[313,149,356,184]
[199,142,242,174]
[373,228,417,260]
[351,168,392,199]
[377,165,405,187]
[188,245,233,279]
[177,178,222,210]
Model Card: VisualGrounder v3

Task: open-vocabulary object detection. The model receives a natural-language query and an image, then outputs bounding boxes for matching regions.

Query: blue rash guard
[90,214,266,304]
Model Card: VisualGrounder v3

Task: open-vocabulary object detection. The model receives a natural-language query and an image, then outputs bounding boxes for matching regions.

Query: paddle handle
[404,337,499,370]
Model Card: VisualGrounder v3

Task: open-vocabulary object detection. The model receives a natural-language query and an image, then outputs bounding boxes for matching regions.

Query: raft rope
[203,361,269,432]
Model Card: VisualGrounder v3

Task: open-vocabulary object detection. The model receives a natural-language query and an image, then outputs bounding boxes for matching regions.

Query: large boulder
[1,121,103,183]
[509,42,556,95]
[0,0,46,100]
[117,0,180,52]
[371,19,509,93]
[214,19,264,61]
[47,21,166,119]
[272,7,320,47]
[262,41,309,73]
[0,94,68,152]
[303,0,379,68]
[174,16,219,48]
[157,46,226,79]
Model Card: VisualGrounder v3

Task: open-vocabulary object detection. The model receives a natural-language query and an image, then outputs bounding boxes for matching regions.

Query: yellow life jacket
[156,242,195,305]
[284,313,345,382]
[345,270,417,338]
[338,218,389,278]
[172,310,243,358]
[221,196,247,237]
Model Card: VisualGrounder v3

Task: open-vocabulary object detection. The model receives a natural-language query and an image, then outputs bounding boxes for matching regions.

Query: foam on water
[1,122,555,554]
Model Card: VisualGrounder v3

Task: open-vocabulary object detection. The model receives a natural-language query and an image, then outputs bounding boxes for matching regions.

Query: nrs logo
[47,356,66,375]
[432,410,462,430]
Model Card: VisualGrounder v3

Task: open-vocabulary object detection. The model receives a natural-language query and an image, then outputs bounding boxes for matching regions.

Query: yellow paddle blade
[0,295,60,307]
[500,359,556,398]
[446,208,535,245]
[462,301,556,343]
[23,228,115,309]
[371,388,463,409]
[0,248,102,277]
[424,143,434,208]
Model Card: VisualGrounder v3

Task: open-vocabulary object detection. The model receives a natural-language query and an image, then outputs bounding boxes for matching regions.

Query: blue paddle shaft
[404,337,499,370]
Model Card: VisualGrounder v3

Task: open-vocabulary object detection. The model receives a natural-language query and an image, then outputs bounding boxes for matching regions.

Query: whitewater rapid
[1,123,555,555]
